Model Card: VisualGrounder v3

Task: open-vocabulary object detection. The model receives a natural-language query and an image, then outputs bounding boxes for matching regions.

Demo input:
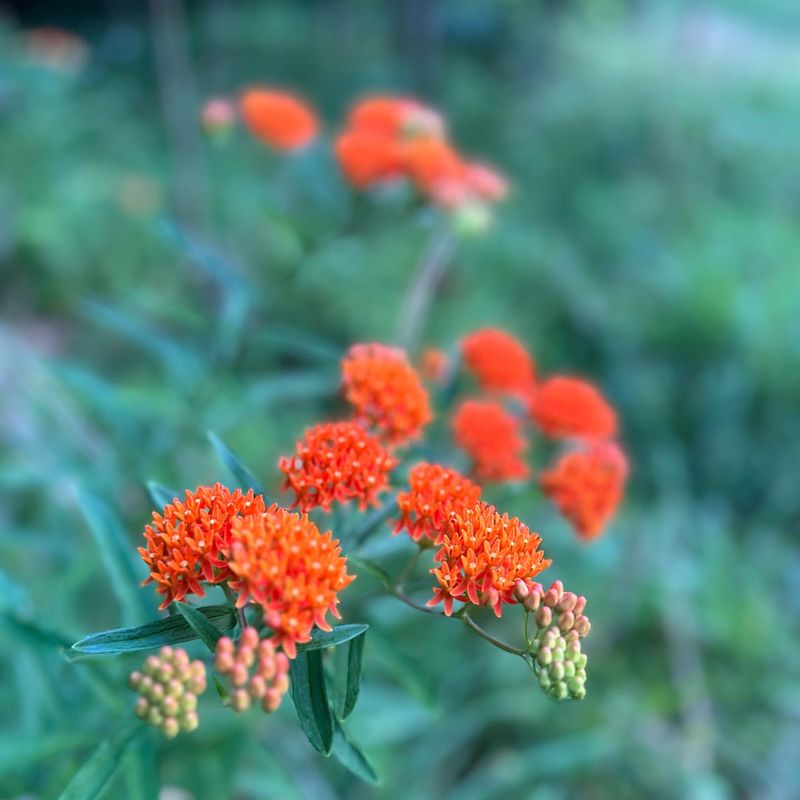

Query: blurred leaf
[331,719,379,784]
[174,600,224,652]
[144,481,178,510]
[71,605,236,654]
[208,431,265,496]
[121,733,159,800]
[57,720,142,800]
[254,326,342,363]
[1,611,73,649]
[0,733,94,777]
[348,556,393,587]
[334,629,366,720]
[77,489,149,626]
[289,649,334,755]
[347,500,398,547]
[297,624,369,653]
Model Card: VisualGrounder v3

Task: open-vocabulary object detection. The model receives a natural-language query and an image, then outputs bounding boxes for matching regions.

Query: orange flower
[334,129,405,188]
[139,484,266,610]
[396,463,482,545]
[540,441,629,540]
[228,507,355,658]
[452,400,529,482]
[348,96,445,139]
[279,420,396,512]
[529,375,618,440]
[421,348,449,383]
[429,502,551,616]
[461,328,536,394]
[400,136,465,195]
[342,343,432,444]
[240,88,318,150]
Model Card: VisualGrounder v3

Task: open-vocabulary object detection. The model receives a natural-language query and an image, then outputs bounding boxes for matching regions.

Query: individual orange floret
[429,502,551,616]
[139,484,266,610]
[396,463,482,546]
[341,343,432,445]
[348,95,445,140]
[228,507,355,658]
[452,400,529,482]
[334,129,405,188]
[529,375,618,440]
[540,442,628,540]
[279,420,396,512]
[240,88,318,150]
[461,328,536,394]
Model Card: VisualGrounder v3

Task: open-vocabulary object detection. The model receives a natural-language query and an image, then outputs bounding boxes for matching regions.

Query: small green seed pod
[563,661,576,678]
[538,671,552,690]
[552,681,568,701]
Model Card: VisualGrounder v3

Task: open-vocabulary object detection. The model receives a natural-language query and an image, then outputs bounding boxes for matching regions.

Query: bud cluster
[515,579,591,701]
[215,627,290,714]
[128,646,207,738]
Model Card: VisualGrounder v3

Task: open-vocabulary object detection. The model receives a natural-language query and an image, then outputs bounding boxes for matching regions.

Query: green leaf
[77,489,149,625]
[145,481,178,511]
[334,630,366,720]
[331,720,379,783]
[208,431,265,496]
[289,649,334,755]
[0,733,94,777]
[57,720,142,800]
[174,601,224,652]
[71,605,236,654]
[296,624,369,653]
[347,556,393,588]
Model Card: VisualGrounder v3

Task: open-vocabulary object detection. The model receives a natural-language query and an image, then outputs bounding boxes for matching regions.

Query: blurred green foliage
[1,1,799,798]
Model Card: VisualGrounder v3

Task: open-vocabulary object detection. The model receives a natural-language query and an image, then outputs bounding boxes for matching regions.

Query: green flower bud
[128,670,143,690]
[550,661,565,681]
[134,697,150,720]
[143,656,160,677]
[157,663,174,683]
[552,681,568,700]
[231,688,251,713]
[535,606,552,629]
[182,711,199,732]
[577,654,588,669]
[149,683,165,703]
[147,707,163,727]
[182,692,197,712]
[162,717,180,739]
[576,668,587,682]
[162,695,179,717]
[563,661,576,678]
[537,646,552,667]
[538,671,551,690]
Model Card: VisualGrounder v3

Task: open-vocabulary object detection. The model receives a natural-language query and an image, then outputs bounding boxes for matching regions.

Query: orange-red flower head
[461,328,536,394]
[139,484,266,610]
[347,95,446,140]
[540,441,628,540]
[529,375,618,440]
[228,507,355,658]
[400,136,465,196]
[452,400,529,482]
[240,88,318,150]
[342,343,432,444]
[334,130,405,188]
[429,502,551,616]
[396,463,482,545]
[279,420,396,512]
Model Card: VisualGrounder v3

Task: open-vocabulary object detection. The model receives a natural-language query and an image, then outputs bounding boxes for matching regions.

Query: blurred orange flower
[396,462,482,545]
[348,95,445,139]
[529,376,618,440]
[461,328,536,394]
[342,343,432,445]
[429,502,551,616]
[139,484,266,610]
[401,136,465,195]
[421,347,450,383]
[228,507,355,658]
[452,399,529,481]
[334,129,405,187]
[540,441,629,540]
[240,88,318,150]
[279,420,396,512]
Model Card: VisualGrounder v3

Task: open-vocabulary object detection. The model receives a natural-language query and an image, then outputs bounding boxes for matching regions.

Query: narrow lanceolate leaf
[78,489,149,625]
[334,630,366,720]
[57,720,142,800]
[289,650,334,755]
[331,720,379,784]
[296,624,369,653]
[71,605,236,654]
[174,601,224,652]
[207,431,265,496]
[145,481,179,511]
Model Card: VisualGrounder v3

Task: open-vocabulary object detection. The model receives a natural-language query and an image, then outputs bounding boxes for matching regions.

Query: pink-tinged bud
[258,639,275,660]
[128,671,143,690]
[191,661,205,677]
[217,636,234,654]
[139,675,154,693]
[563,660,576,678]
[182,692,197,712]
[548,580,564,598]
[552,681,568,700]
[160,646,174,660]
[543,588,559,608]
[157,663,174,683]
[134,697,150,719]
[147,707,163,726]
[535,606,552,629]
[231,688,251,713]
[241,627,260,649]
[262,688,282,713]
[144,655,160,676]
[273,673,290,695]
[249,676,267,699]
[173,648,190,668]
[162,717,180,739]
[149,683,165,703]
[231,663,249,688]
[238,645,255,669]
[573,596,586,616]
[259,656,276,681]
[558,611,575,632]
[275,653,290,674]
[537,647,552,667]
[558,592,577,613]
[162,695,179,717]
[551,661,565,681]
[215,652,234,674]
[201,97,236,136]
[189,674,207,695]
[523,590,541,612]
[167,679,183,697]
[183,711,199,732]
[513,579,530,601]
[574,616,591,637]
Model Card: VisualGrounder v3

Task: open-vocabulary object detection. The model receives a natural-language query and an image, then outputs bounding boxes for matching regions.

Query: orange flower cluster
[240,88,319,150]
[429,502,551,616]
[279,420,396,512]
[421,348,450,383]
[228,507,354,658]
[139,484,266,610]
[335,95,508,213]
[395,463,482,545]
[452,399,529,481]
[540,442,629,540]
[529,375,617,440]
[462,328,536,395]
[341,343,432,445]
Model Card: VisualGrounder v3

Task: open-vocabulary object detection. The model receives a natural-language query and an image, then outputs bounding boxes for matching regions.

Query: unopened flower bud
[217,636,234,653]
[552,681,568,700]
[189,674,207,695]
[523,590,541,612]
[577,654,588,670]
[128,671,142,690]
[558,592,577,613]
[173,649,190,668]
[231,663,248,688]
[275,653,290,674]
[573,596,587,616]
[231,688,251,713]
[548,580,564,598]
[238,646,255,669]
[262,688,282,713]
[144,655,160,676]
[182,692,197,712]
[160,646,174,660]
[259,639,275,659]
[543,588,560,608]
[147,707,163,727]
[259,656,276,681]
[241,627,260,649]
[135,697,150,719]
[149,683,165,703]
[538,671,551,691]
[215,652,234,674]
[558,611,575,632]
[563,660,576,678]
[274,673,290,695]
[535,606,552,629]
[513,579,530,601]
[183,711,199,732]
[537,647,552,667]
[249,676,267,699]
[162,695,179,717]
[157,663,174,683]
[162,717,180,739]
[574,616,591,637]
[551,661,565,681]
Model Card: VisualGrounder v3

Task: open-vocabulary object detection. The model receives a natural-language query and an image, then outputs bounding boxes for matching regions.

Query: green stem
[396,547,423,589]
[462,611,527,657]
